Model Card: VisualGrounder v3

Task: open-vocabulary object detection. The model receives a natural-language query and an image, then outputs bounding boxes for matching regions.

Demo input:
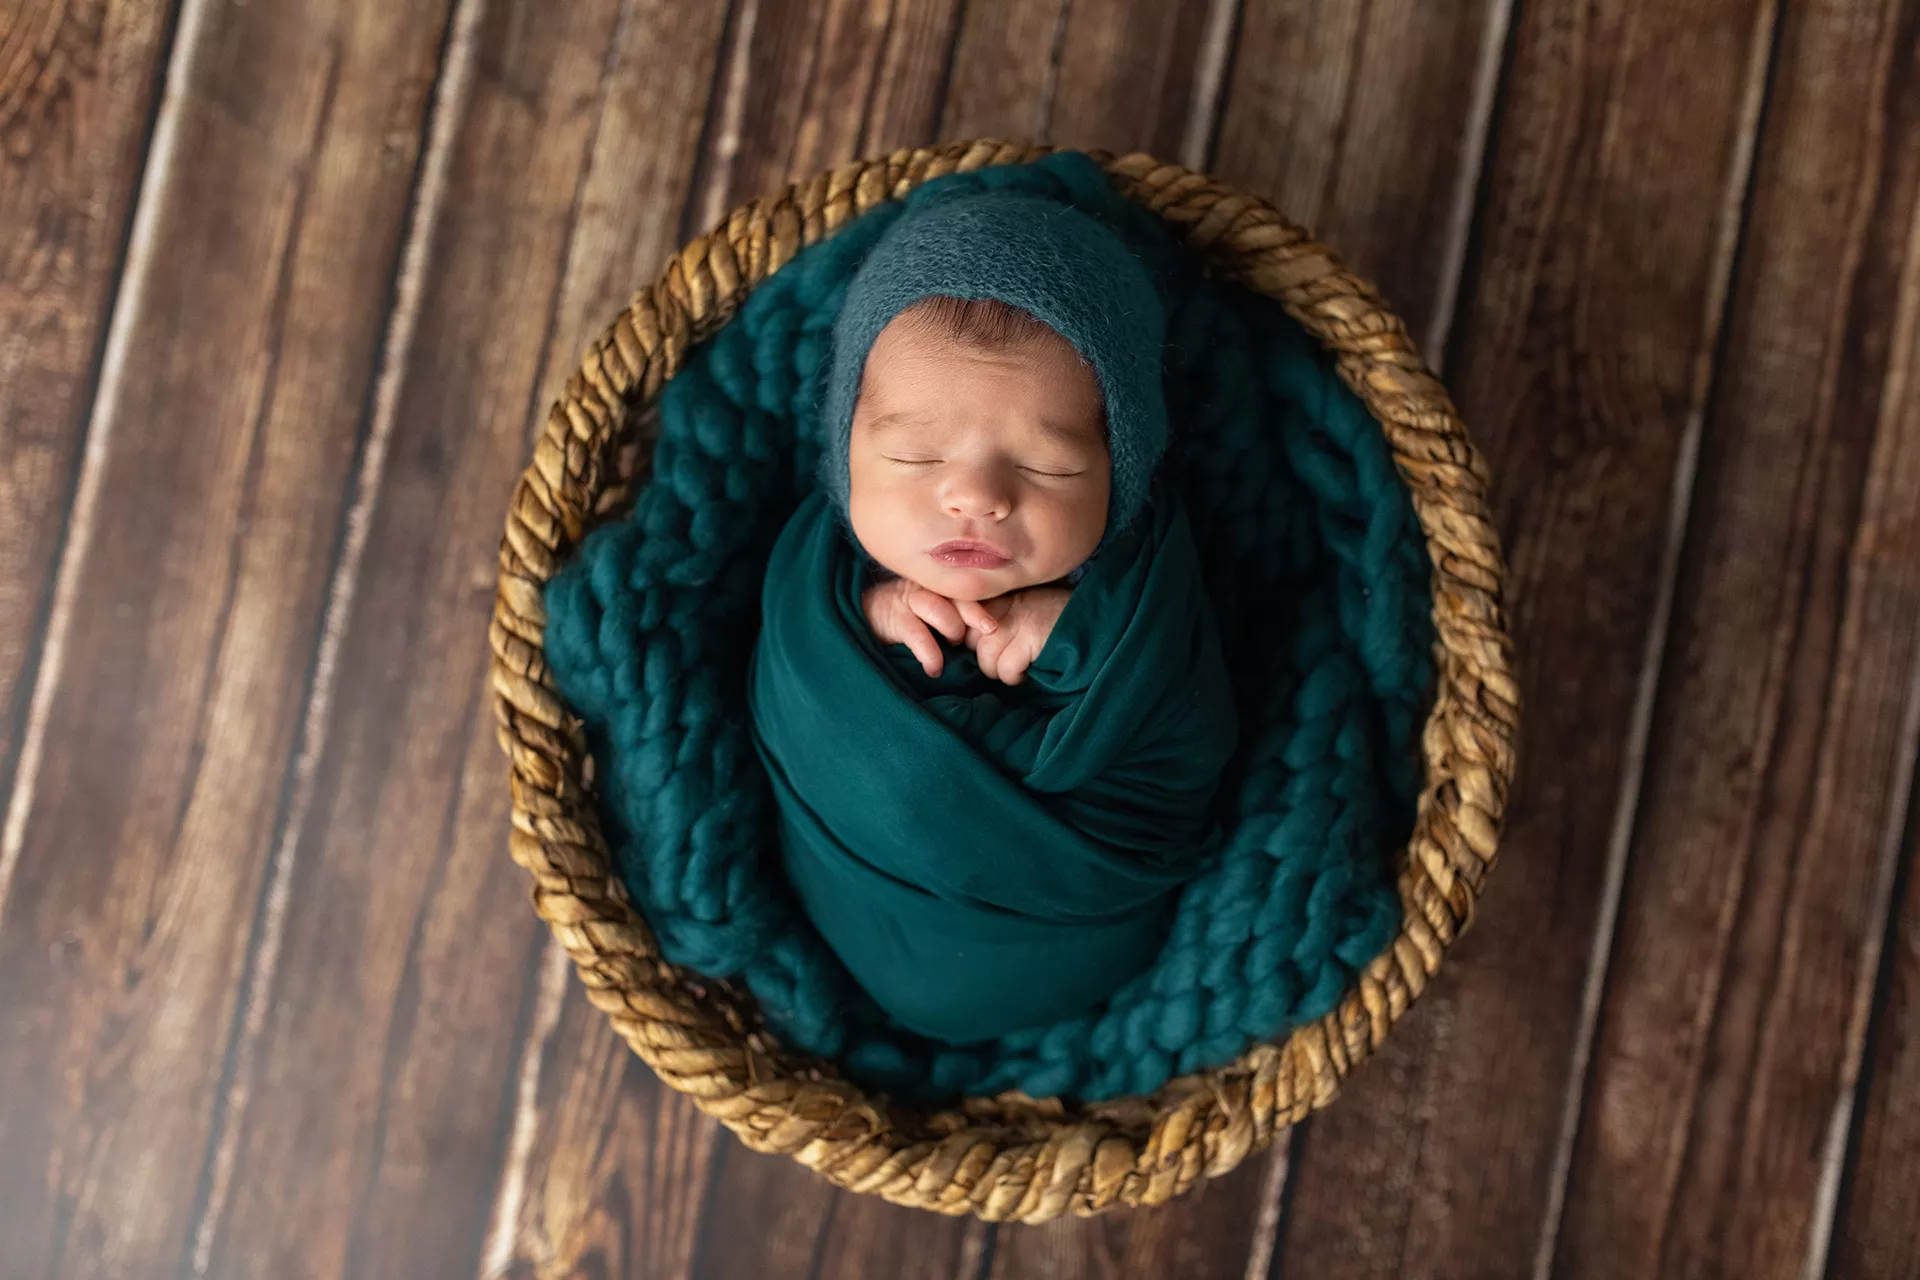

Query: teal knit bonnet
[816,156,1171,556]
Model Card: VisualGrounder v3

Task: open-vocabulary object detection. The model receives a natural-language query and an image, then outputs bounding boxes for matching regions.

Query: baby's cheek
[1033,493,1103,569]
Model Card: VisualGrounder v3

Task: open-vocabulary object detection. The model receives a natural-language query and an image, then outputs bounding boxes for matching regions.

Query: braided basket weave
[489,139,1517,1221]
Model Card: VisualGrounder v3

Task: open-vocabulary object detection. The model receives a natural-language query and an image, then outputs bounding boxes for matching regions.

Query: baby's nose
[943,471,1013,519]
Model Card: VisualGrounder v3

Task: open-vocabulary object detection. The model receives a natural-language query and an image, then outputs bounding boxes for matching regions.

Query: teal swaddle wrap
[748,479,1238,1043]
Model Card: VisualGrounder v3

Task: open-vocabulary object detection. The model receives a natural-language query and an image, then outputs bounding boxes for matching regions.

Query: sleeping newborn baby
[850,293,1105,686]
[747,171,1239,1045]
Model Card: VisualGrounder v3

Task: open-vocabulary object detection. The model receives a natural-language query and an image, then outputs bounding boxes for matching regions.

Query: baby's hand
[964,587,1071,686]
[862,577,1001,678]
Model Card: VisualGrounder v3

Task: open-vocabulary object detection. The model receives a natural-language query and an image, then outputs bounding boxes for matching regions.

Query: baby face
[846,308,1111,602]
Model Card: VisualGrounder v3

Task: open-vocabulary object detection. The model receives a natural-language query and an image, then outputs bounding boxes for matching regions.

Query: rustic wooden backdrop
[3,0,1919,1275]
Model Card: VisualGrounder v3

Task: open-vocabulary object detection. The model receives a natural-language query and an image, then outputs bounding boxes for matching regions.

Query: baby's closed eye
[882,454,1085,478]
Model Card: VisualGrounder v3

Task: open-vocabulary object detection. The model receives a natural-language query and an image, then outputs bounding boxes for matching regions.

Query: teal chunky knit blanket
[543,152,1435,1102]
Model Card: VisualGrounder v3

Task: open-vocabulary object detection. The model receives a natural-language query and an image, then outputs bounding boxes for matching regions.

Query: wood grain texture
[522,0,736,451]
[484,947,723,1280]
[1550,2,1920,1276]
[1841,818,1920,1276]
[689,1141,997,1280]
[683,0,963,241]
[0,2,453,1276]
[183,1,688,1275]
[1274,2,1778,1277]
[11,2,1920,1274]
[811,1185,996,1280]
[986,1153,1283,1280]
[1209,0,1511,356]
[1822,11,1920,1276]
[689,1143,838,1280]
[1043,0,1223,160]
[938,0,1222,154]
[0,0,175,816]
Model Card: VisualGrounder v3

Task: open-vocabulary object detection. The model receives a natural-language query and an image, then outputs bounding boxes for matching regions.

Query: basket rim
[488,138,1519,1222]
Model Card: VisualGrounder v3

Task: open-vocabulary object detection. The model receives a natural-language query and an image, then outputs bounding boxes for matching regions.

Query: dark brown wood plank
[683,0,963,242]
[1547,3,1920,1276]
[935,0,1061,145]
[1042,0,1228,161]
[800,1160,995,1280]
[983,1152,1284,1280]
[689,1134,1000,1280]
[178,1,722,1275]
[938,0,1229,158]
[1273,2,1780,1277]
[524,0,741,429]
[484,949,725,1280]
[0,2,455,1275]
[1840,817,1920,1273]
[1210,0,1512,356]
[1822,15,1920,1275]
[0,0,177,799]
[815,1193,996,1280]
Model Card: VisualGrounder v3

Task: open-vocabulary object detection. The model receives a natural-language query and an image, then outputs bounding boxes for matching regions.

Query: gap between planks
[687,0,760,242]
[1178,0,1239,172]
[1241,1140,1292,1280]
[481,936,574,1279]
[1425,0,1517,369]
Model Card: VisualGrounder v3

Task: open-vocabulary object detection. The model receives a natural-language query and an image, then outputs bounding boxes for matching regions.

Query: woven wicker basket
[489,139,1518,1222]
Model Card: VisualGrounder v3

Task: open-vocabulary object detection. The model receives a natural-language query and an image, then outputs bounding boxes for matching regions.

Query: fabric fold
[747,478,1239,1043]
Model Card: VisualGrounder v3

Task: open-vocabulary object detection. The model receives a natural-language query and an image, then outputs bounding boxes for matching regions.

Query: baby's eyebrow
[1033,419,1099,446]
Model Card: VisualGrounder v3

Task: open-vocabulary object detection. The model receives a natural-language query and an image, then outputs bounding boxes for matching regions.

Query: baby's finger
[956,598,999,634]
[974,627,1008,682]
[908,588,967,643]
[902,615,944,677]
[860,584,892,635]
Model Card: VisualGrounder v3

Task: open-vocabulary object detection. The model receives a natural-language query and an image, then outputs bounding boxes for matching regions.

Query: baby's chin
[918,563,1022,601]
[908,557,1076,600]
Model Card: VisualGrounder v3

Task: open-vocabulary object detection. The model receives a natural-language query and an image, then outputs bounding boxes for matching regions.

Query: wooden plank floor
[3,0,1918,1276]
